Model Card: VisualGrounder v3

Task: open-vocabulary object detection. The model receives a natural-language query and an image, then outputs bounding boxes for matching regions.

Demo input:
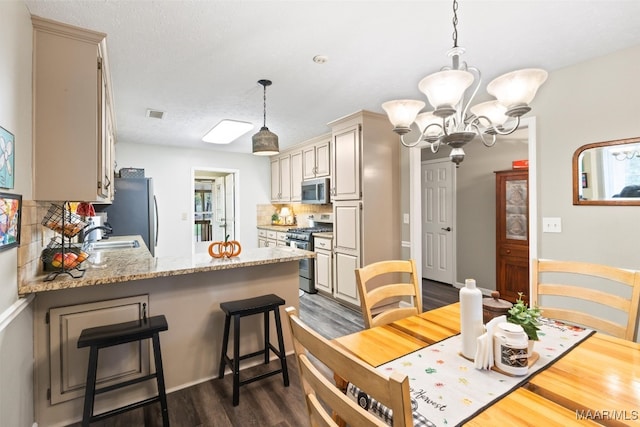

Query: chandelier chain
[452,0,459,48]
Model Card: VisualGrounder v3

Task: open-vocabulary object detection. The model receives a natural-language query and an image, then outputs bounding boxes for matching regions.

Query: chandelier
[382,0,548,166]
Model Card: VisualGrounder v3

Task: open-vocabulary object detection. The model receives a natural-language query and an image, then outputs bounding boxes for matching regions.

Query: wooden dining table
[333,303,640,426]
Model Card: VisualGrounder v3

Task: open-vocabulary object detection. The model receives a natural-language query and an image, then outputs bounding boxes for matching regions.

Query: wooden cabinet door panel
[332,125,361,200]
[334,251,360,306]
[315,140,331,177]
[315,249,332,293]
[290,151,303,201]
[495,170,529,303]
[49,295,150,404]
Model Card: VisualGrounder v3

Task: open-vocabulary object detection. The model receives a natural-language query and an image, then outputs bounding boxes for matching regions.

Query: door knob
[441,227,452,232]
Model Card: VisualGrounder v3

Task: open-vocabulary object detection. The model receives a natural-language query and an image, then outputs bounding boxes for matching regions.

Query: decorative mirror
[573,136,640,205]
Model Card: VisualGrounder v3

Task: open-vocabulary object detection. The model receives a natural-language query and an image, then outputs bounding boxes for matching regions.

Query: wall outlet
[403,213,410,224]
[181,212,187,221]
[542,217,562,233]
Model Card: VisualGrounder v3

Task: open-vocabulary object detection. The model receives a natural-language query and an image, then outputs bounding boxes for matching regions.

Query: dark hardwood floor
[67,280,459,427]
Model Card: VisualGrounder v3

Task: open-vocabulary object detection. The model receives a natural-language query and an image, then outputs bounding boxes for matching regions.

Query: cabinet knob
[506,249,511,254]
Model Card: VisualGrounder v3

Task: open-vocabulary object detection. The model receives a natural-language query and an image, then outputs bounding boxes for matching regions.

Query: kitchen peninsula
[22,236,313,426]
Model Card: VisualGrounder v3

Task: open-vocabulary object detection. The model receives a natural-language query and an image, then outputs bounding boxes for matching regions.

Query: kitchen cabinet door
[334,251,360,306]
[331,124,361,200]
[302,139,331,180]
[32,16,116,202]
[290,150,303,202]
[334,201,361,255]
[270,154,292,202]
[314,236,333,294]
[48,295,150,404]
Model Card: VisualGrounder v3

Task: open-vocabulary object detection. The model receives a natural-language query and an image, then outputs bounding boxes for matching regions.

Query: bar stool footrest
[94,372,158,396]
[239,368,284,387]
[89,396,161,423]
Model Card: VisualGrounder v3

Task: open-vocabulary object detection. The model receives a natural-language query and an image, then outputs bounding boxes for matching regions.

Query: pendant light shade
[252,79,279,156]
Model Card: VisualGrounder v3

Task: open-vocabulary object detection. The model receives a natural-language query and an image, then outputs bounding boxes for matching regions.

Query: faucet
[78,225,113,243]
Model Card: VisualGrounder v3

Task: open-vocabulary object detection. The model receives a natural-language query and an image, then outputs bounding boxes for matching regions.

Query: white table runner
[376,318,594,426]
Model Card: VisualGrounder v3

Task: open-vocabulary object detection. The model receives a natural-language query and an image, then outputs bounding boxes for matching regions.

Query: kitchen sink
[87,240,140,251]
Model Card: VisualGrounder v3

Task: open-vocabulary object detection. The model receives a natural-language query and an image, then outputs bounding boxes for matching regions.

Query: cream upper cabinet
[32,16,116,202]
[331,124,361,201]
[302,138,331,180]
[290,150,303,202]
[270,153,291,202]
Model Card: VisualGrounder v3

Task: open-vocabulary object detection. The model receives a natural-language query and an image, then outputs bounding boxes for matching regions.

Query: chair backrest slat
[285,306,414,427]
[356,259,422,329]
[532,259,640,340]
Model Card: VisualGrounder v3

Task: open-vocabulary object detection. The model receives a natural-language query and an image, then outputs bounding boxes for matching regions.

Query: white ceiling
[23,0,640,154]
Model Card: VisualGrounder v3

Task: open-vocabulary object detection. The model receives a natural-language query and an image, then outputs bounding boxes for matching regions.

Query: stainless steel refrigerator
[100,177,158,256]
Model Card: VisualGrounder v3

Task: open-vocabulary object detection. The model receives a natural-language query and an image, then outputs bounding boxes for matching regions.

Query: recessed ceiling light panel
[203,119,254,144]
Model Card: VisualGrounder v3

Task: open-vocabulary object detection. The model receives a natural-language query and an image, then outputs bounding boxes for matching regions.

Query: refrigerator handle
[154,195,159,247]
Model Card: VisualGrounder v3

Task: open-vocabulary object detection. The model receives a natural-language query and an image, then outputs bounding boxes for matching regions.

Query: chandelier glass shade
[252,79,280,156]
[382,0,548,166]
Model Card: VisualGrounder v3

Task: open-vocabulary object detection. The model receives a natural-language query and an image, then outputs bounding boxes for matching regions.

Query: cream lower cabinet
[48,295,150,404]
[314,235,333,294]
[333,201,361,306]
[258,228,288,247]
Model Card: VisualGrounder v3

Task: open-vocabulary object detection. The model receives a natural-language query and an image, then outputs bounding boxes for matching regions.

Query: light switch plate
[181,212,187,221]
[403,213,410,224]
[542,217,562,233]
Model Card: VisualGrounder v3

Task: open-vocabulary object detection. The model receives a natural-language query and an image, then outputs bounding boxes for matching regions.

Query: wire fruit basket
[40,202,89,281]
[41,204,87,237]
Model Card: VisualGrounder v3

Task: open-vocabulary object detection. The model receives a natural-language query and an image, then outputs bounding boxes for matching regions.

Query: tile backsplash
[257,203,332,228]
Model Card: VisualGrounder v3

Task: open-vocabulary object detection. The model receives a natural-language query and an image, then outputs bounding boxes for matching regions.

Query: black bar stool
[218,294,289,406]
[77,315,170,426]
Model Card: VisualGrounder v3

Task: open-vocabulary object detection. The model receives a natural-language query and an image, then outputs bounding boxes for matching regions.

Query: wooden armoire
[495,169,530,303]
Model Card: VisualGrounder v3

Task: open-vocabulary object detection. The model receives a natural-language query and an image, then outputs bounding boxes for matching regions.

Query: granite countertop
[256,224,293,231]
[19,235,314,296]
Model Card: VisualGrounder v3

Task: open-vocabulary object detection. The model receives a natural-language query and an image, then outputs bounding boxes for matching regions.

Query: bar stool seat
[218,294,289,406]
[77,315,169,426]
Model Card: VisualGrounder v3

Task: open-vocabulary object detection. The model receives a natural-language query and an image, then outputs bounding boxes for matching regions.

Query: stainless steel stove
[286,214,333,293]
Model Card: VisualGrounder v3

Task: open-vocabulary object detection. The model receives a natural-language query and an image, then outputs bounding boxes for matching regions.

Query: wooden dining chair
[531,259,640,340]
[355,259,422,328]
[285,306,413,427]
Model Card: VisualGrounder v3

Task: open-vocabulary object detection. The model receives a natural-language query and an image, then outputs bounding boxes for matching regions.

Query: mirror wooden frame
[573,136,640,205]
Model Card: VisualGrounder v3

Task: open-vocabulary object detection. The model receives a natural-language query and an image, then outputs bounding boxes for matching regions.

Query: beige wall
[0,1,34,426]
[534,43,640,270]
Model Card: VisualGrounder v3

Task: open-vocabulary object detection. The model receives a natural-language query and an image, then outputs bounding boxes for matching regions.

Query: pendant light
[252,79,279,156]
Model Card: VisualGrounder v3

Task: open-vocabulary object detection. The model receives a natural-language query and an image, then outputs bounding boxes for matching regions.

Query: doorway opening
[192,168,239,255]
[409,118,537,293]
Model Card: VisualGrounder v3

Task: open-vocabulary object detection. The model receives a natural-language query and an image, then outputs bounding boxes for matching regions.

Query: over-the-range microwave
[301,177,330,204]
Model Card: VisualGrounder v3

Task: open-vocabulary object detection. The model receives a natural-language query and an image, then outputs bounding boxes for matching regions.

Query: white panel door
[334,201,360,254]
[422,160,454,284]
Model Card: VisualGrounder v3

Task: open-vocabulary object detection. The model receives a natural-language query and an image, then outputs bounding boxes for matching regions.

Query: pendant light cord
[262,84,267,128]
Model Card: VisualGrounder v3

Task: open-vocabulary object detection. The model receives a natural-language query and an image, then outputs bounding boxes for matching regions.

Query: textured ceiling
[23,0,640,154]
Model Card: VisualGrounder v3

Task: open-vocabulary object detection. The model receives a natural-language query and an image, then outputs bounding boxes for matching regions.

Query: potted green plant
[507,292,542,341]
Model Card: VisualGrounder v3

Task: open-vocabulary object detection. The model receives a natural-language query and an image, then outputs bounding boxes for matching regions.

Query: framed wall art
[0,192,21,251]
[0,126,14,189]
